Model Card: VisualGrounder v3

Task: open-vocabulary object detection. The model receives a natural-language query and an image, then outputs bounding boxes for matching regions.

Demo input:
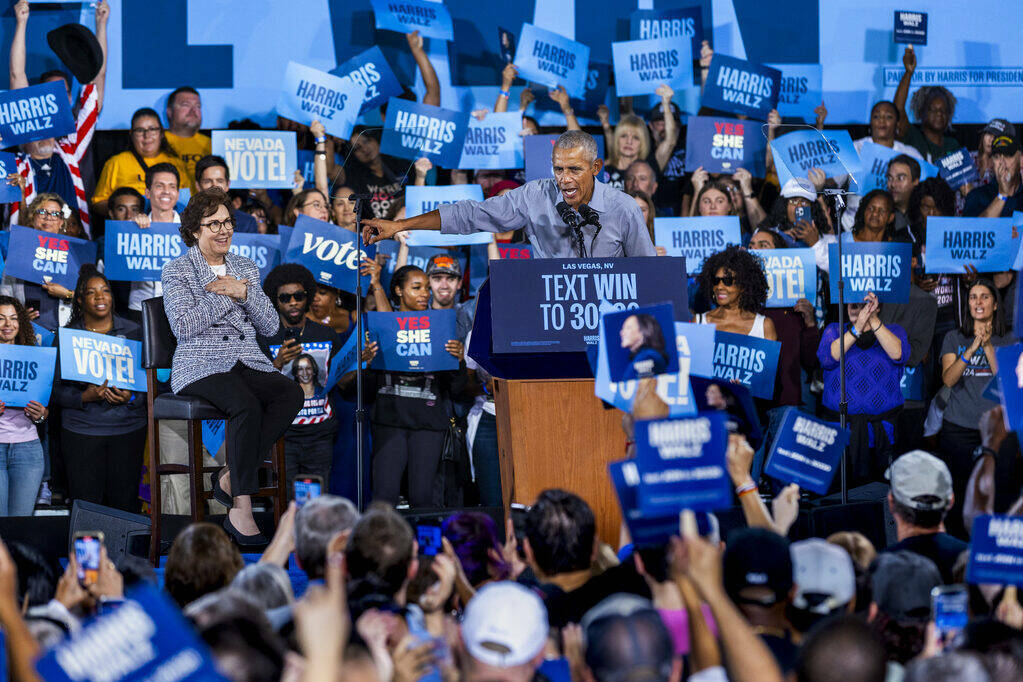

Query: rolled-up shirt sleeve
[438,185,531,235]
[616,201,656,256]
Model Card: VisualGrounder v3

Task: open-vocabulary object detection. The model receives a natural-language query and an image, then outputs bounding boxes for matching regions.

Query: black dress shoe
[211,467,232,507]
[222,515,267,547]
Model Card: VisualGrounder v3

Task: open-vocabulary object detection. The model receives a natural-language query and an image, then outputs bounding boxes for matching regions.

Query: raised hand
[902,46,917,73]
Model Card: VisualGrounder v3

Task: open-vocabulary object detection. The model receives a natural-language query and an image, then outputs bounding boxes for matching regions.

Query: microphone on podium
[555,201,587,257]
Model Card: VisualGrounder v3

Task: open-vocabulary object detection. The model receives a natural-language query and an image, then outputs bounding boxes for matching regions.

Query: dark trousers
[180,362,304,496]
[284,424,337,495]
[472,412,502,508]
[63,426,147,513]
[938,419,980,539]
[372,424,445,508]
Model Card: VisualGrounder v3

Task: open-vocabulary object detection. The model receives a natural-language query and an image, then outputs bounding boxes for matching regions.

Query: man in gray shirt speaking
[362,131,656,258]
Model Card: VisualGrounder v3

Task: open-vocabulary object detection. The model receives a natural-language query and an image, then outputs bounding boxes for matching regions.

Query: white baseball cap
[461,582,548,668]
[780,177,816,202]
[791,538,855,614]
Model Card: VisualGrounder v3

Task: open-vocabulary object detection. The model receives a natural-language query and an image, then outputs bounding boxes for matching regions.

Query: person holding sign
[162,189,304,544]
[362,131,655,258]
[817,292,909,487]
[0,296,48,516]
[893,48,961,164]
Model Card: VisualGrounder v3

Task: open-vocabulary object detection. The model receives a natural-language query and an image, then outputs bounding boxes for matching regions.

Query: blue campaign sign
[653,216,742,274]
[229,232,280,281]
[753,247,817,308]
[937,147,979,190]
[369,0,454,41]
[522,133,606,182]
[458,112,525,170]
[0,81,75,146]
[771,129,862,187]
[490,257,689,354]
[611,37,693,97]
[764,407,850,495]
[278,225,294,254]
[602,302,680,382]
[0,153,21,203]
[768,63,823,122]
[31,322,54,347]
[103,221,184,282]
[366,309,459,372]
[202,420,226,457]
[901,364,925,401]
[684,116,766,176]
[855,140,902,194]
[609,459,681,547]
[58,328,146,393]
[323,329,364,393]
[827,241,912,304]
[405,185,491,246]
[3,225,97,290]
[380,98,470,168]
[276,61,366,140]
[513,23,591,98]
[701,55,781,121]
[629,7,703,59]
[1017,270,1023,341]
[0,345,56,407]
[595,321,715,417]
[966,515,1023,586]
[335,46,404,114]
[35,585,226,682]
[634,412,732,514]
[212,130,297,190]
[894,10,928,45]
[995,343,1023,435]
[284,215,374,293]
[924,217,1014,274]
[711,331,781,399]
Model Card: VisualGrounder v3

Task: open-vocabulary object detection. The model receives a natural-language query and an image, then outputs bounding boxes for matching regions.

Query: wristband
[972,445,996,464]
[314,151,327,158]
[849,326,860,339]
[998,193,1009,202]
[960,353,972,365]
[735,481,757,497]
[314,136,327,144]
[499,90,510,99]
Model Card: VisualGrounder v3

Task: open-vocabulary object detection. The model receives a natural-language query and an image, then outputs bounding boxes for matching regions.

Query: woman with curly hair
[695,245,778,341]
[851,189,900,244]
[894,47,960,162]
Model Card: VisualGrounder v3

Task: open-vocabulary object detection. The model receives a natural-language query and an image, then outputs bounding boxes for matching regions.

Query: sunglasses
[711,275,735,287]
[277,292,308,303]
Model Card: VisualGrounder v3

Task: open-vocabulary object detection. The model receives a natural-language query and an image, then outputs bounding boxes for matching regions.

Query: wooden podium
[493,378,625,545]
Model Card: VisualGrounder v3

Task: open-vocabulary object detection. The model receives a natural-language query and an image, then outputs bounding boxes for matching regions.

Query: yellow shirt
[164,131,212,187]
[92,150,188,205]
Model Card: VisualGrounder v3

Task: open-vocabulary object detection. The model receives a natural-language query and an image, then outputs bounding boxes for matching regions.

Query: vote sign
[701,55,780,121]
[0,153,21,203]
[334,46,404,114]
[369,0,454,41]
[653,216,742,274]
[103,221,183,282]
[513,23,591,98]
[827,242,911,303]
[711,331,781,399]
[764,407,849,495]
[966,515,1023,586]
[753,247,817,307]
[925,217,1015,274]
[611,37,693,97]
[367,310,458,372]
[634,412,732,514]
[771,128,862,186]
[684,116,766,176]
[937,147,979,190]
[212,130,297,189]
[458,112,525,170]
[405,185,491,246]
[490,257,688,354]
[276,61,366,140]
[0,81,75,146]
[3,224,97,289]
[0,345,56,407]
[894,10,928,45]
[380,98,469,168]
[58,328,146,393]
[284,215,375,293]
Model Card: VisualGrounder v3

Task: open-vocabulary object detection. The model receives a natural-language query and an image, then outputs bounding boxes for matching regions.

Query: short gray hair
[553,130,599,162]
[295,495,360,579]
[231,563,295,610]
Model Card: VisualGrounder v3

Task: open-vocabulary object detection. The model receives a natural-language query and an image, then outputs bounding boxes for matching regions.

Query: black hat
[869,551,941,622]
[991,134,1020,157]
[723,528,793,606]
[648,100,682,124]
[47,24,103,85]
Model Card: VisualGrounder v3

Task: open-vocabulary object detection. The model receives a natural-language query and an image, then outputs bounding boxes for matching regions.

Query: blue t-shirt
[30,154,76,210]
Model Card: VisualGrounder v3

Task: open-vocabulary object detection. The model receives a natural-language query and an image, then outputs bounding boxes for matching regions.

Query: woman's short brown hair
[164,522,243,607]
[180,188,234,247]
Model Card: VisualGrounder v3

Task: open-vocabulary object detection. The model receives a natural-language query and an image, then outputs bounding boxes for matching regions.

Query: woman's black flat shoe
[222,515,267,547]
[211,467,232,507]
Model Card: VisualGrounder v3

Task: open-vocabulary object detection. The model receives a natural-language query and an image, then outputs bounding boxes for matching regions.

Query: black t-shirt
[347,158,404,219]
[761,633,799,673]
[649,143,686,214]
[886,533,968,584]
[604,165,627,191]
[523,563,650,628]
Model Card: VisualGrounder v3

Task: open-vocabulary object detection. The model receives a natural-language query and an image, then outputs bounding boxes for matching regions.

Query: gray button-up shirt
[437,178,656,258]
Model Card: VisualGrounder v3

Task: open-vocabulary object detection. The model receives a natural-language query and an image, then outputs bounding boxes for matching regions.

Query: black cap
[425,253,462,277]
[723,528,793,606]
[648,101,682,124]
[46,24,103,85]
[983,118,1016,138]
[991,134,1020,157]
[869,551,941,622]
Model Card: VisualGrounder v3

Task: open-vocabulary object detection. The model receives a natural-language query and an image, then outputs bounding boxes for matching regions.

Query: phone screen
[74,534,102,586]
[795,205,812,224]
[284,327,302,343]
[932,585,968,646]
[417,524,442,556]
[294,477,322,507]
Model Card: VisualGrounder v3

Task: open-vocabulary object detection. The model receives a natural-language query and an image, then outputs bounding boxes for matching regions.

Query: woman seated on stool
[161,189,304,546]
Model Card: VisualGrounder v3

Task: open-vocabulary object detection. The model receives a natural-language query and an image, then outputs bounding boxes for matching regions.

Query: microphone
[578,204,602,255]
[556,201,587,257]
[346,193,374,203]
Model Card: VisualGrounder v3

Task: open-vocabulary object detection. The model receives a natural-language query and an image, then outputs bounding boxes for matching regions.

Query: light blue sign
[711,331,782,399]
[211,130,297,190]
[854,140,902,194]
[629,7,703,57]
[369,0,454,41]
[771,128,862,187]
[276,61,366,140]
[768,63,823,123]
[653,216,742,274]
[405,185,491,246]
[828,241,912,303]
[701,55,780,121]
[202,420,226,457]
[611,37,693,97]
[58,328,146,393]
[103,221,184,282]
[323,329,364,393]
[31,322,54,347]
[924,217,1015,274]
[0,153,21,203]
[229,232,280,281]
[513,23,591,98]
[380,98,469,168]
[753,247,817,307]
[334,46,404,114]
[458,112,525,170]
[0,81,75,146]
[284,215,375,293]
[995,343,1023,435]
[0,345,56,407]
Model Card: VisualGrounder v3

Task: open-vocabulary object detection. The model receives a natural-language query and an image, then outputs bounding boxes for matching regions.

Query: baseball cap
[869,551,941,621]
[425,253,462,278]
[461,582,548,668]
[991,134,1020,156]
[790,539,855,615]
[885,450,953,511]
[648,100,682,124]
[723,528,793,606]
[780,177,816,202]
[487,179,521,198]
[983,118,1016,138]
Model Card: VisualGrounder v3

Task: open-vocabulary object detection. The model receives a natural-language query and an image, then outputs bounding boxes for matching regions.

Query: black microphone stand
[352,197,367,512]
[822,188,850,504]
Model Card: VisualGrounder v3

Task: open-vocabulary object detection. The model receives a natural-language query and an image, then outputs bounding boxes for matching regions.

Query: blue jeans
[472,412,502,508]
[0,440,44,516]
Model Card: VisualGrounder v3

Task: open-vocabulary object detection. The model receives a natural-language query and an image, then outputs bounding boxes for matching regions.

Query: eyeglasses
[711,276,735,287]
[200,218,235,234]
[277,292,308,303]
[301,200,326,211]
[34,208,62,219]
[131,127,162,138]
